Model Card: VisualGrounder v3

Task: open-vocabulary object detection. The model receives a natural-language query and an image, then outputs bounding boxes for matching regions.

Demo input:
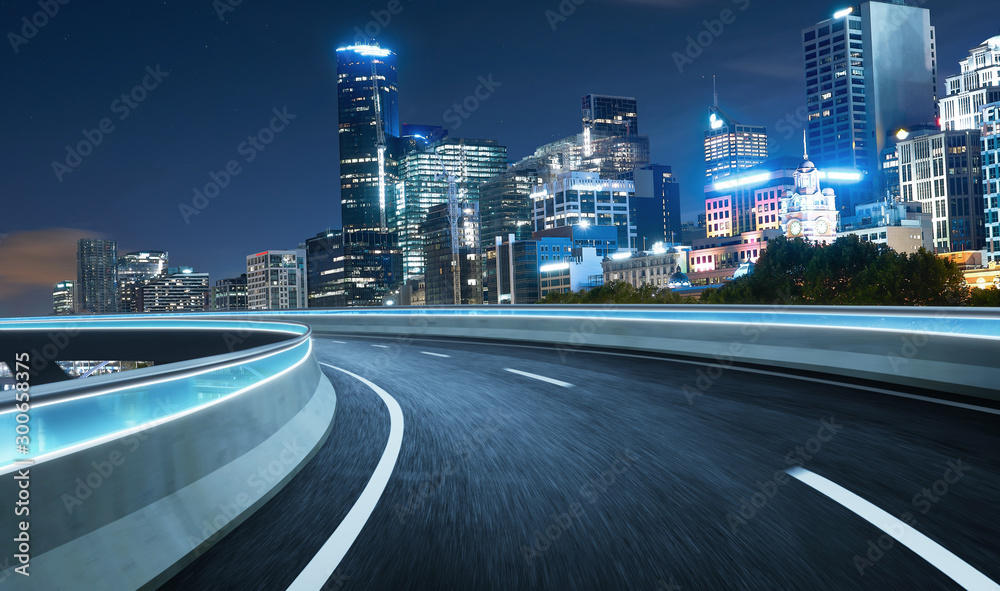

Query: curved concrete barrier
[0,318,336,590]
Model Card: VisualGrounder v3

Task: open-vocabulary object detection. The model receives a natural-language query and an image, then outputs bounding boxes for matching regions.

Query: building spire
[713,75,719,108]
[803,130,808,160]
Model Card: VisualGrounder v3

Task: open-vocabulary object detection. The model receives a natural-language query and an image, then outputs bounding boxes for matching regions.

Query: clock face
[816,219,830,235]
[789,220,803,237]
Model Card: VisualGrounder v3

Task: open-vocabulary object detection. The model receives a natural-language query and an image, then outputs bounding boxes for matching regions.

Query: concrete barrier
[0,319,335,590]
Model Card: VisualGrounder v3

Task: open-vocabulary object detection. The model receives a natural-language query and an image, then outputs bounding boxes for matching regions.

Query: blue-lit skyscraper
[337,44,400,232]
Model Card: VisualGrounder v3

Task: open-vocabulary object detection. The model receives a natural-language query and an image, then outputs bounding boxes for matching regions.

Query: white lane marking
[329,340,347,344]
[286,365,404,591]
[421,351,451,358]
[371,344,389,349]
[786,467,1000,591]
[504,368,573,388]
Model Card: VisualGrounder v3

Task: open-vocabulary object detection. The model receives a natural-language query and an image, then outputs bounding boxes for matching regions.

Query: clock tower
[780,136,839,245]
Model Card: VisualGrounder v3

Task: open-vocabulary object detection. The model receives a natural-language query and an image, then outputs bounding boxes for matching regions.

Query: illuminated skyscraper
[76,238,118,314]
[704,104,768,182]
[802,3,937,176]
[983,102,1000,263]
[940,36,1000,131]
[117,251,168,313]
[142,270,210,313]
[246,250,307,310]
[337,44,400,232]
[422,201,483,305]
[53,281,75,315]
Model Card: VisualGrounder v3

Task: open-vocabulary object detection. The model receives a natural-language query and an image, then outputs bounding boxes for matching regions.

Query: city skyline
[2,0,997,316]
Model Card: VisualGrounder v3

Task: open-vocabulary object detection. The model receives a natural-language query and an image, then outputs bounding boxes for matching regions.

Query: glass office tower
[76,238,118,314]
[117,251,168,313]
[802,2,937,177]
[337,44,400,232]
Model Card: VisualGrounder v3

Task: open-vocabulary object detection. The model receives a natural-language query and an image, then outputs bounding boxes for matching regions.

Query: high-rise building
[142,270,210,313]
[896,129,984,252]
[117,251,168,313]
[627,164,682,249]
[704,105,768,182]
[76,238,118,315]
[400,124,447,154]
[306,230,346,308]
[341,231,403,307]
[941,36,1000,131]
[212,275,248,311]
[337,44,400,233]
[582,94,639,139]
[52,280,75,315]
[531,171,636,250]
[983,102,1000,263]
[802,3,937,177]
[397,137,506,281]
[779,154,840,246]
[581,94,650,179]
[533,224,619,259]
[488,235,579,305]
[246,250,307,310]
[421,201,483,305]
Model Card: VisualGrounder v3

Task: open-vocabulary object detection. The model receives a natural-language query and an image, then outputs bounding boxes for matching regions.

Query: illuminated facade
[601,248,686,289]
[53,280,75,315]
[246,250,307,310]
[779,155,840,245]
[688,229,783,285]
[76,238,118,315]
[941,36,1000,131]
[982,102,1000,263]
[117,251,168,313]
[704,105,768,182]
[397,138,506,281]
[803,3,937,177]
[531,171,636,250]
[422,201,483,305]
[896,129,984,252]
[337,44,400,233]
[838,201,932,253]
[142,270,210,313]
[212,275,248,311]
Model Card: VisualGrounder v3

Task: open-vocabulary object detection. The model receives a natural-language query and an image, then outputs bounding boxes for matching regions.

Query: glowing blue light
[337,45,392,57]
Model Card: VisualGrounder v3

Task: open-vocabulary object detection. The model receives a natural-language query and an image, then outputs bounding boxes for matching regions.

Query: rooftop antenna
[802,130,809,160]
[713,75,719,108]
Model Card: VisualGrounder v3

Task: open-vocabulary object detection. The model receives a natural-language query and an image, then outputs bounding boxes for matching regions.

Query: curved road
[161,335,1000,590]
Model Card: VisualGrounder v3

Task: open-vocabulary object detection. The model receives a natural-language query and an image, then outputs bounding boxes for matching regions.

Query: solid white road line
[286,365,404,591]
[504,368,573,388]
[421,351,451,358]
[786,467,1000,591]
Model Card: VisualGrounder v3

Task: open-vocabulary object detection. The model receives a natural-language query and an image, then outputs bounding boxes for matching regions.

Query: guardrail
[0,318,336,590]
[191,305,998,403]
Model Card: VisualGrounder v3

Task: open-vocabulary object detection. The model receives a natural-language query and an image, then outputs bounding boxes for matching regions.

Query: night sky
[1,0,996,316]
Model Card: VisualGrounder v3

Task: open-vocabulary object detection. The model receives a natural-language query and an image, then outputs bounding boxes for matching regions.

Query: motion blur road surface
[162,335,1000,591]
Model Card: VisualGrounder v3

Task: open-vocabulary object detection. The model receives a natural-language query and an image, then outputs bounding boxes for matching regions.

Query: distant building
[532,223,618,259]
[601,247,687,290]
[212,274,248,311]
[488,235,580,304]
[688,229,783,286]
[76,238,118,315]
[400,124,447,154]
[802,3,937,177]
[117,251,168,313]
[422,201,483,305]
[142,270,210,313]
[246,250,307,310]
[397,137,506,281]
[779,154,840,245]
[941,36,1000,131]
[531,171,636,251]
[627,164,682,250]
[896,128,985,252]
[53,280,75,315]
[480,168,539,295]
[704,104,768,182]
[540,247,604,298]
[305,230,346,308]
[580,94,650,179]
[839,200,933,253]
[342,231,403,307]
[983,102,1000,264]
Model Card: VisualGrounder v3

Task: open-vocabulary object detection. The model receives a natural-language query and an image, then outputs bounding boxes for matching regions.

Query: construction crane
[431,145,466,305]
[371,54,388,231]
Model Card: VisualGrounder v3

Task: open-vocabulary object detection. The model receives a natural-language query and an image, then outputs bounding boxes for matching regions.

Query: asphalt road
[161,335,1000,591]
